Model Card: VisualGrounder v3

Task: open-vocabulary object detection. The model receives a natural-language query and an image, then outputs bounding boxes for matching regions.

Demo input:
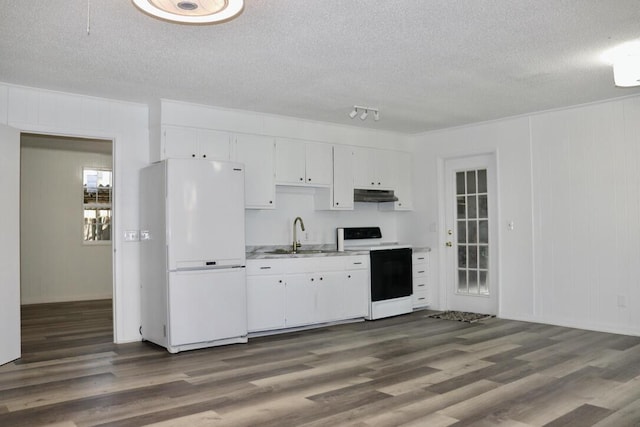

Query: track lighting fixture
[348,105,380,122]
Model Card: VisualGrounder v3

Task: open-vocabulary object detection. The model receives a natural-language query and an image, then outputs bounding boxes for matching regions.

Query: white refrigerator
[140,159,247,353]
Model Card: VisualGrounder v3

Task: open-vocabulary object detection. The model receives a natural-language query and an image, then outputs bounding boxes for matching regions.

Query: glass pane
[457,196,466,219]
[457,270,467,293]
[479,220,489,243]
[478,195,488,218]
[479,246,489,269]
[467,196,477,219]
[468,221,478,244]
[468,270,478,294]
[479,271,489,294]
[468,245,478,268]
[84,209,112,241]
[477,169,487,193]
[458,245,467,268]
[456,172,465,195]
[457,221,466,244]
[466,170,476,194]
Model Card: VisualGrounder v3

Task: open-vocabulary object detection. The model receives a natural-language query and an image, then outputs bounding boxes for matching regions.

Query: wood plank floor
[2,300,640,426]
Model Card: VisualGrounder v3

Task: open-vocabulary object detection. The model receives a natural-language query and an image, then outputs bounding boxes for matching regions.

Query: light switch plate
[124,230,140,241]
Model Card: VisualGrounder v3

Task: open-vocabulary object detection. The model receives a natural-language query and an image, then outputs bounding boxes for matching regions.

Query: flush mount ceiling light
[602,40,640,87]
[132,0,244,24]
[349,105,380,122]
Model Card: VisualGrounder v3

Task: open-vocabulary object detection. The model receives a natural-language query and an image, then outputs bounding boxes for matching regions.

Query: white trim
[500,313,640,338]
[413,93,640,138]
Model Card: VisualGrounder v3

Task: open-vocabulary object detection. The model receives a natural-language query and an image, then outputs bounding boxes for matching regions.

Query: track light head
[349,108,358,119]
[360,109,368,120]
[373,110,380,121]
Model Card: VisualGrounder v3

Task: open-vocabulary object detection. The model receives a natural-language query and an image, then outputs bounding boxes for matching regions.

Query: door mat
[427,311,495,323]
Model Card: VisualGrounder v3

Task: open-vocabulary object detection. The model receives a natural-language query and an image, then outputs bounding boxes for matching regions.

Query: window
[83,168,112,242]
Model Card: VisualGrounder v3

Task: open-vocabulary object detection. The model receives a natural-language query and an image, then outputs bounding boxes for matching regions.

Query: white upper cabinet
[162,126,231,161]
[275,139,306,184]
[275,139,332,186]
[332,145,354,210]
[233,134,276,209]
[380,151,413,211]
[353,147,394,189]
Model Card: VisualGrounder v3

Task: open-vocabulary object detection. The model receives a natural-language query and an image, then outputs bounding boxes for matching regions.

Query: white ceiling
[1,1,639,134]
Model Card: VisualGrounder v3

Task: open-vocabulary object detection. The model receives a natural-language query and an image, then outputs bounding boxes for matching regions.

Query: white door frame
[0,124,21,365]
[437,151,501,315]
[18,128,118,342]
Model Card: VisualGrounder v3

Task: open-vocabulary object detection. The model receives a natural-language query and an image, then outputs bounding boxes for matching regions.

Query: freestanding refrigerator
[140,159,247,353]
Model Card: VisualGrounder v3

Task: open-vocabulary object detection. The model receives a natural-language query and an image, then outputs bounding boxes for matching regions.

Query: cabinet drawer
[412,291,429,308]
[413,266,427,278]
[412,252,428,265]
[345,256,369,270]
[413,280,427,293]
[246,260,287,275]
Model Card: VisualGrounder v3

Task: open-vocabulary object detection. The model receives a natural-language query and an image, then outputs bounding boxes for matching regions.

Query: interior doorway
[19,133,114,352]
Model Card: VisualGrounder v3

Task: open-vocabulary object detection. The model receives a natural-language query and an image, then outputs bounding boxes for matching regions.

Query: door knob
[446,241,453,247]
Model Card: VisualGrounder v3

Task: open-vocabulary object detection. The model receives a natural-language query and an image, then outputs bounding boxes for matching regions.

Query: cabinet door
[247,275,286,332]
[275,139,306,184]
[305,143,332,186]
[374,149,395,189]
[380,151,413,211]
[343,269,368,318]
[285,274,316,327]
[234,135,276,209]
[332,145,354,209]
[163,126,199,159]
[353,146,376,189]
[315,271,343,322]
[198,129,231,160]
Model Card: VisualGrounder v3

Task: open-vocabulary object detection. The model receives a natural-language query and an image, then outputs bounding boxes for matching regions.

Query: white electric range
[339,227,413,320]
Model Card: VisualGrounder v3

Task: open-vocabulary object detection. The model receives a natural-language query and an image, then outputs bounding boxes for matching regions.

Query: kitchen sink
[264,249,327,255]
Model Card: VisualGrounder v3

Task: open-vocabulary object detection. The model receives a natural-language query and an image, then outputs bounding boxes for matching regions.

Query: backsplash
[244,186,398,246]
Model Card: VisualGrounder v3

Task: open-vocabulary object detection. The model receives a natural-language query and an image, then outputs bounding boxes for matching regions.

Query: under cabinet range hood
[353,189,399,203]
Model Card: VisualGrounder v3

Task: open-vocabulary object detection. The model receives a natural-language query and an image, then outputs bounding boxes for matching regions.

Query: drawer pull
[417,257,425,260]
[418,297,426,301]
[260,266,271,270]
[418,284,425,287]
[417,270,425,274]
[353,262,363,265]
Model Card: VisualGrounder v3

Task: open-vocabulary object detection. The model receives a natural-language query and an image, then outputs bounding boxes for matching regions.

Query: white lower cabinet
[246,255,369,333]
[284,273,317,327]
[246,275,285,332]
[412,251,430,309]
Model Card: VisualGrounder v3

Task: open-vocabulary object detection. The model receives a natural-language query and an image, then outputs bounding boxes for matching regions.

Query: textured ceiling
[1,1,639,134]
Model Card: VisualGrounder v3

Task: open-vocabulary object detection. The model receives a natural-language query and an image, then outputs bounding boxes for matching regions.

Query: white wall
[20,145,113,304]
[0,82,148,343]
[530,97,640,335]
[405,95,640,336]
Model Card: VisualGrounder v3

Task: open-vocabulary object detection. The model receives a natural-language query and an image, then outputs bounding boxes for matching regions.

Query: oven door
[370,248,413,301]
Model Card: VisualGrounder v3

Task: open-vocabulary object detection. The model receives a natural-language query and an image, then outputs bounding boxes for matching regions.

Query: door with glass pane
[444,154,498,315]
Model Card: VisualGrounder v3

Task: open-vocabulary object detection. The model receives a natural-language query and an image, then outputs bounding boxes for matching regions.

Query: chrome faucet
[292,216,305,253]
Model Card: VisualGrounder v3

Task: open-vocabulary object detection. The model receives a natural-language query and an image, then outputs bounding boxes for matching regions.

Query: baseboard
[499,312,640,337]
[21,293,113,305]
